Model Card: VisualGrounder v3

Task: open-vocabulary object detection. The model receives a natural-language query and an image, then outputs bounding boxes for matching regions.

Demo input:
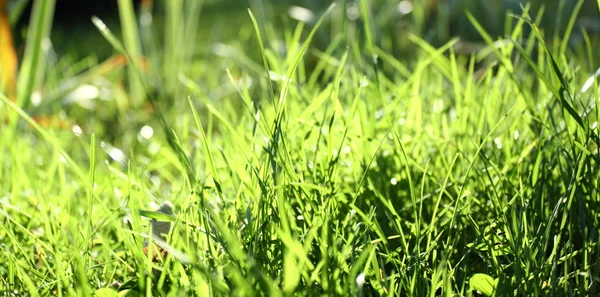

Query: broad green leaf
[94,288,119,297]
[470,273,498,296]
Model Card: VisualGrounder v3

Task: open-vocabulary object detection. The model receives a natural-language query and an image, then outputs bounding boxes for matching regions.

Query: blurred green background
[5,0,600,151]
[10,0,600,60]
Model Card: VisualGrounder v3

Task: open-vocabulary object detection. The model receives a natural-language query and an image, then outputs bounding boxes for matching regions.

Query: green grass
[1,1,600,296]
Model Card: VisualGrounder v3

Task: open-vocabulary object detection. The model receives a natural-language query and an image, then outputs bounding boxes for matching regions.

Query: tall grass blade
[510,16,599,147]
[15,0,55,108]
[117,0,145,106]
[248,9,276,105]
[559,0,584,56]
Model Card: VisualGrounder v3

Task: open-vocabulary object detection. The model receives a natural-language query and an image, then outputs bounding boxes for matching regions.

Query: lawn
[1,0,599,296]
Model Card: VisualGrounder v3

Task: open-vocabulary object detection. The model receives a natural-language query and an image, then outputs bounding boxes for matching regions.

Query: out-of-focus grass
[1,0,600,296]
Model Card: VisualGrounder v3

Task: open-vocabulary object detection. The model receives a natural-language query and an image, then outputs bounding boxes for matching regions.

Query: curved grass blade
[248,9,276,105]
[509,16,598,147]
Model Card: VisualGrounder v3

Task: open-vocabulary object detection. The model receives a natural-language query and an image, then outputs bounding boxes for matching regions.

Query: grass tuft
[1,1,600,296]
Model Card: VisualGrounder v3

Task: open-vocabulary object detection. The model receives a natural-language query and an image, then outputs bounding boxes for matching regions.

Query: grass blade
[15,0,55,107]
[117,0,145,106]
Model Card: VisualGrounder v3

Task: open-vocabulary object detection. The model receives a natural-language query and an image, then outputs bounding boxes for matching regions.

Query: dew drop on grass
[32,226,44,236]
[31,91,42,106]
[140,11,152,26]
[370,161,378,169]
[66,84,99,104]
[398,118,406,126]
[140,125,154,139]
[356,273,366,287]
[212,43,234,57]
[148,142,160,155]
[391,178,397,185]
[360,77,369,87]
[288,6,313,22]
[375,109,385,120]
[449,108,456,121]
[398,1,413,15]
[342,146,351,154]
[513,130,519,140]
[41,38,52,52]
[72,125,83,136]
[244,76,253,88]
[150,175,160,187]
[107,147,126,163]
[433,99,444,113]
[346,2,359,20]
[494,137,502,149]
[320,127,328,136]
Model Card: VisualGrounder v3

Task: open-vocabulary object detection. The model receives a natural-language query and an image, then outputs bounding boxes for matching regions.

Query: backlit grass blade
[409,34,460,80]
[510,16,597,145]
[187,96,220,187]
[164,0,182,96]
[7,0,29,26]
[86,133,96,251]
[117,0,145,106]
[15,0,55,108]
[360,0,374,53]
[4,2,600,295]
[558,0,584,57]
[277,3,335,110]
[465,11,513,73]
[248,9,276,105]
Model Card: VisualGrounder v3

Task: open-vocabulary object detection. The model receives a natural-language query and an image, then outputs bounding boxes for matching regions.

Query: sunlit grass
[1,1,599,296]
